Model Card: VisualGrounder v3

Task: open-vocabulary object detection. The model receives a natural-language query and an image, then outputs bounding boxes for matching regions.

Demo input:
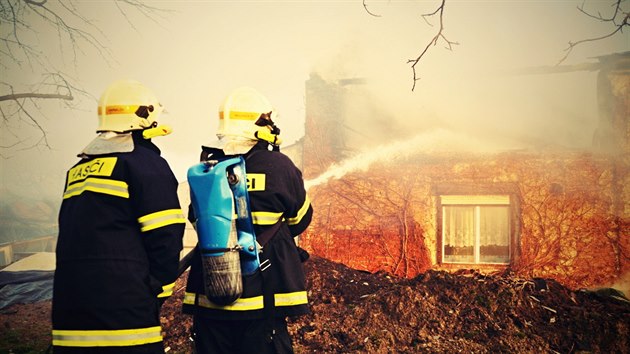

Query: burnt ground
[1,256,629,353]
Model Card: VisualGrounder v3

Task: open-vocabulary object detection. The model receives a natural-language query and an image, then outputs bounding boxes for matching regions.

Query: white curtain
[444,205,510,263]
[444,206,474,248]
[480,206,509,246]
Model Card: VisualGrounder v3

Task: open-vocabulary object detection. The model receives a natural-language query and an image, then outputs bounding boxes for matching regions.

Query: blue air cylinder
[228,160,260,276]
[187,156,260,305]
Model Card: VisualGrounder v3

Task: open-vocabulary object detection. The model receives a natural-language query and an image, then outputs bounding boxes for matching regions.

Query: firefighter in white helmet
[52,80,185,353]
[214,86,282,154]
[183,87,313,354]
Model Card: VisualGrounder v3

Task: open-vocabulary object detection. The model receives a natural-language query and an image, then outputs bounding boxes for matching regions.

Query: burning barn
[298,52,630,292]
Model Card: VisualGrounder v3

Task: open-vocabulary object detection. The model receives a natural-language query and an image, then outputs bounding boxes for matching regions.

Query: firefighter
[183,87,313,354]
[52,79,186,353]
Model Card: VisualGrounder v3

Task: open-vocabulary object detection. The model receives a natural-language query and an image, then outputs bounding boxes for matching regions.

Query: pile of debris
[1,256,628,353]
[161,256,629,353]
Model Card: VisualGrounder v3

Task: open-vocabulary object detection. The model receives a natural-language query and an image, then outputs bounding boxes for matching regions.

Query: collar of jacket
[200,140,273,161]
[133,130,161,155]
[77,130,160,158]
[249,140,279,153]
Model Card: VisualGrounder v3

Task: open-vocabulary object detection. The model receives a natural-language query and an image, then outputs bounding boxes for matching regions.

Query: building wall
[300,150,629,290]
[303,73,346,179]
[301,59,629,290]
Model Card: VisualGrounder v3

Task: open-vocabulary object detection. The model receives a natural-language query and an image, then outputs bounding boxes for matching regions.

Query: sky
[1,0,628,202]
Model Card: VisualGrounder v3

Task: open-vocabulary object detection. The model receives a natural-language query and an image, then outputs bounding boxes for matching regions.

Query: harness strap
[256,219,283,247]
[244,147,283,248]
[260,258,275,343]
[244,146,280,342]
[257,219,282,342]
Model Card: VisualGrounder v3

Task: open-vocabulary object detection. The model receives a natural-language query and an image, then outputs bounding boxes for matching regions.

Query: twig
[557,1,629,65]
[362,0,381,17]
[407,0,458,91]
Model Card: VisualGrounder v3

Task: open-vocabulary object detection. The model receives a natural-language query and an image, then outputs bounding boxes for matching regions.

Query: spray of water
[304,128,506,190]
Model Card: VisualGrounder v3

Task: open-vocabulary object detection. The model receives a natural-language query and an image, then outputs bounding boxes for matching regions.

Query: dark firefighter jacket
[52,132,185,349]
[183,141,313,320]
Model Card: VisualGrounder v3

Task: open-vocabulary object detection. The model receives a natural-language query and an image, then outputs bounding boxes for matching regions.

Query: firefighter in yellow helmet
[214,86,283,153]
[183,87,313,354]
[52,80,185,353]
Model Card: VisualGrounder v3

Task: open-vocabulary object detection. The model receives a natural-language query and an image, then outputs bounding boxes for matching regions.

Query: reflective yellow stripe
[184,292,264,311]
[251,211,283,225]
[183,291,308,310]
[138,209,186,232]
[157,282,175,298]
[63,178,129,199]
[98,105,139,115]
[52,326,162,347]
[275,291,308,306]
[287,196,311,226]
[219,110,259,121]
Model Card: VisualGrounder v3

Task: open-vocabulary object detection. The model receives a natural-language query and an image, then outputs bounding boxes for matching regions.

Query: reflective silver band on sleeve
[138,209,186,232]
[63,178,129,199]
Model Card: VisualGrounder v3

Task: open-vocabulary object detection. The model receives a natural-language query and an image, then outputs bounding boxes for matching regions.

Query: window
[441,195,511,264]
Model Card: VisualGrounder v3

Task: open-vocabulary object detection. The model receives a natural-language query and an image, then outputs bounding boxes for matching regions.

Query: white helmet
[218,87,279,141]
[97,80,164,133]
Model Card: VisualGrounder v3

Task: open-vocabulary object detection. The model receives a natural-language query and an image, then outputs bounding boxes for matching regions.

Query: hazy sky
[1,0,628,201]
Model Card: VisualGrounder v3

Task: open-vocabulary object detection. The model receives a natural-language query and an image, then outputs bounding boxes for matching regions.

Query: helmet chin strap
[254,128,282,146]
[253,111,281,146]
[255,112,281,134]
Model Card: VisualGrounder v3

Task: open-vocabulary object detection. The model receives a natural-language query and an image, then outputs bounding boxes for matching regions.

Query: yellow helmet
[218,87,279,141]
[97,80,164,133]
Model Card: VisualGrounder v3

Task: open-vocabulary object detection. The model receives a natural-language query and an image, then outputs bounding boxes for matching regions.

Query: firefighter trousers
[191,316,293,354]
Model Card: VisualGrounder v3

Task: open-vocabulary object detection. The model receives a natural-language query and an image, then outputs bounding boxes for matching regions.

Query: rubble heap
[161,256,629,353]
[1,256,628,353]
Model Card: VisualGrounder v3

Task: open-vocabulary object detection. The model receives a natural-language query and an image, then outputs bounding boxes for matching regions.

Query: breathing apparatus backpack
[187,156,260,305]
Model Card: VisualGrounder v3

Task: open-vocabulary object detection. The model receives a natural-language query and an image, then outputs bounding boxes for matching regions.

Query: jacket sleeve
[283,160,313,236]
[129,154,185,300]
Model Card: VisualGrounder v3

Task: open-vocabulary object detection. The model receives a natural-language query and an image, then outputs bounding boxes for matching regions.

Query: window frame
[439,195,512,266]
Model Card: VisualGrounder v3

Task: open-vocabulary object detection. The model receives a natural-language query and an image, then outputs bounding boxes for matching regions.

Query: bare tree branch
[12,97,51,149]
[557,0,629,65]
[407,0,458,91]
[0,73,81,152]
[25,0,115,67]
[362,0,381,18]
[364,0,624,91]
[0,92,73,101]
[115,0,172,28]
[0,0,166,154]
[23,0,47,5]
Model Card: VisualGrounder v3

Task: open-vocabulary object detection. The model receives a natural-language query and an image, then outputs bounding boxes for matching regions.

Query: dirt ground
[1,255,629,353]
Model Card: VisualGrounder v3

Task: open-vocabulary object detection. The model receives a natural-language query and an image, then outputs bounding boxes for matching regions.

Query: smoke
[303,1,622,155]
[304,127,509,190]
